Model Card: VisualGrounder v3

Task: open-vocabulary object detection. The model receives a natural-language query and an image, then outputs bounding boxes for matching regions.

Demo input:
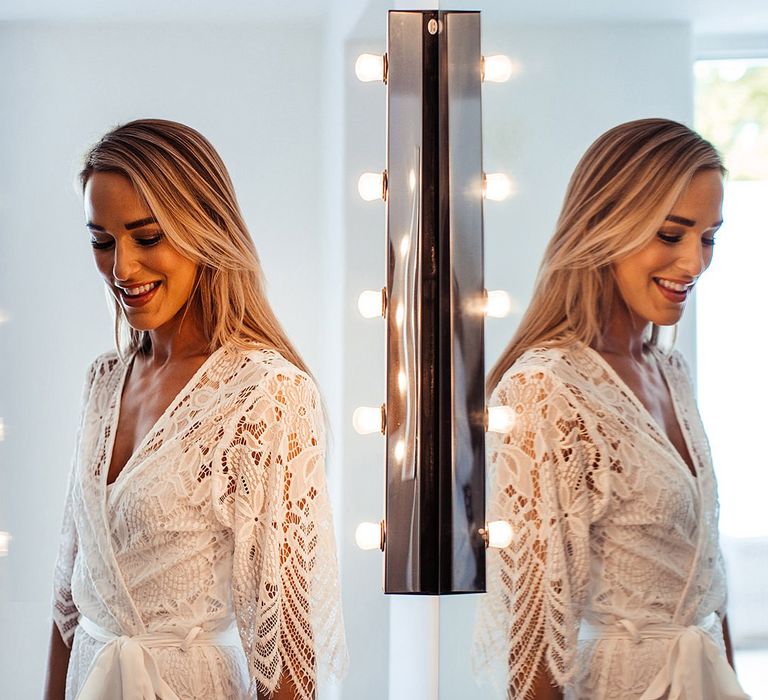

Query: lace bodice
[472,344,727,699]
[52,345,348,699]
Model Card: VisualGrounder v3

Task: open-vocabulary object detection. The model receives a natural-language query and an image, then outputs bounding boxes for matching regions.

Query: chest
[602,355,697,479]
[107,356,208,485]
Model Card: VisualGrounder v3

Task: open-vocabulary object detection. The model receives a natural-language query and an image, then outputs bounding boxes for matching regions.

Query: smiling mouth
[654,278,691,293]
[118,281,161,297]
[653,277,693,303]
[116,281,162,307]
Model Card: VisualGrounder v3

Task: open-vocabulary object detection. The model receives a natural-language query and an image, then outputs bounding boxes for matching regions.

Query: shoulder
[84,350,122,389]
[491,344,593,407]
[218,344,321,410]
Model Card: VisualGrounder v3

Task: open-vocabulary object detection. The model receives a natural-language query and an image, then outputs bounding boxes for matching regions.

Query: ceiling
[2,0,768,35]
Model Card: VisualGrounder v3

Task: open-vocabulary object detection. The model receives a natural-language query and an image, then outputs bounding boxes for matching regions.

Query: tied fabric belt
[578,613,750,700]
[76,615,242,700]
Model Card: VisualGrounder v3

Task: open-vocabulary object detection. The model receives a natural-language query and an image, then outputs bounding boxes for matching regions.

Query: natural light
[695,57,768,698]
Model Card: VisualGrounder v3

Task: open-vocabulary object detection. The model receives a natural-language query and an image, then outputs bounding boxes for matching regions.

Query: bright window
[695,58,768,696]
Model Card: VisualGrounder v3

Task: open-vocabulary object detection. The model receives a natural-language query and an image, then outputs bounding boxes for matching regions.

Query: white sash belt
[579,613,750,700]
[76,616,242,700]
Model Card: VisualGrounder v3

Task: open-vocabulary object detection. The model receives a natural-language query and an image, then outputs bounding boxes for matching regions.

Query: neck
[596,299,650,361]
[144,313,210,367]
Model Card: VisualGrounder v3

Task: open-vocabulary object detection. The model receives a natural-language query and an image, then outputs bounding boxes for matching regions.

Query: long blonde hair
[487,118,724,393]
[80,118,311,376]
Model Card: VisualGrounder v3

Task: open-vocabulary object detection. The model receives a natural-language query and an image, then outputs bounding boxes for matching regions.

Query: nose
[677,236,709,278]
[112,240,140,282]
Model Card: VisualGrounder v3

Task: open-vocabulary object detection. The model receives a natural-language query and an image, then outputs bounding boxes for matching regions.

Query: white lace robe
[473,344,730,699]
[52,345,348,700]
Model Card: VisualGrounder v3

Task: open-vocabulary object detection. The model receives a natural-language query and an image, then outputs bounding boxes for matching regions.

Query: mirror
[436,2,768,699]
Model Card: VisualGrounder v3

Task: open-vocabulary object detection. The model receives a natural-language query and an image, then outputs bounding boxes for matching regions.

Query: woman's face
[613,168,724,327]
[84,171,198,334]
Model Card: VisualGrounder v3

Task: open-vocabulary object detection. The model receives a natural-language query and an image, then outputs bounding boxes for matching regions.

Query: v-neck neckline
[103,344,227,493]
[583,344,699,482]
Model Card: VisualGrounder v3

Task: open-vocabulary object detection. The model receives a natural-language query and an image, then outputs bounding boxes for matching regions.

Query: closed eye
[90,238,114,250]
[657,232,682,244]
[135,233,164,247]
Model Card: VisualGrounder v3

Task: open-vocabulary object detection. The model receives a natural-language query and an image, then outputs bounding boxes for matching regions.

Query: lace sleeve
[473,367,605,698]
[213,364,347,700]
[52,360,98,647]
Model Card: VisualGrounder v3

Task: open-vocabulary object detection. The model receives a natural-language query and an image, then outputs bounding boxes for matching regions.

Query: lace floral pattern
[472,344,727,699]
[52,345,348,699]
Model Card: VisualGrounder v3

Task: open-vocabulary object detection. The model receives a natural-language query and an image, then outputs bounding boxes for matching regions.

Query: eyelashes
[90,233,165,250]
[656,232,716,247]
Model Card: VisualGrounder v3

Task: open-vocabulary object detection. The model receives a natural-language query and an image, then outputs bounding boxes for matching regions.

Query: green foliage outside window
[695,60,768,181]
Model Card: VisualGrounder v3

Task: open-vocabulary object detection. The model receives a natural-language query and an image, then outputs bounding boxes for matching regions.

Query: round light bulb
[486,520,513,548]
[353,405,384,435]
[487,405,516,433]
[483,173,514,201]
[358,289,384,319]
[358,172,386,202]
[486,290,512,318]
[355,521,384,550]
[355,53,386,83]
[482,55,514,83]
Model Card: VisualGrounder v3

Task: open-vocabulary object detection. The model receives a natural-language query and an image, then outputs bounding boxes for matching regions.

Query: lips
[653,277,692,303]
[117,281,161,308]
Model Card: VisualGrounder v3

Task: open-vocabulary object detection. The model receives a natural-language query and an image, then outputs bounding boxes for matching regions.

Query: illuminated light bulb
[398,370,407,394]
[482,55,514,82]
[486,520,513,548]
[408,169,417,192]
[483,173,514,201]
[394,439,406,462]
[353,405,385,435]
[0,308,8,325]
[355,53,386,83]
[395,302,404,328]
[358,289,385,319]
[0,417,4,442]
[487,405,516,433]
[358,171,387,201]
[0,531,10,557]
[486,290,512,318]
[355,521,384,551]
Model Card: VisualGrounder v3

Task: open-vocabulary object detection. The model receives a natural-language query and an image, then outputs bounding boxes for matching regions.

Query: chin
[651,311,685,327]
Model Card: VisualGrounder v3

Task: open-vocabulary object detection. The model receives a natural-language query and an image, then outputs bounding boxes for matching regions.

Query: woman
[473,119,749,699]
[44,119,347,700]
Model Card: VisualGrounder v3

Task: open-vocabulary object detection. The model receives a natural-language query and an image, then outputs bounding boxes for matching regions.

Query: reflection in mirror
[435,4,768,700]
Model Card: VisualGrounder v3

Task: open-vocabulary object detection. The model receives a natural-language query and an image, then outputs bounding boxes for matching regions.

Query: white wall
[438,20,695,699]
[0,19,341,698]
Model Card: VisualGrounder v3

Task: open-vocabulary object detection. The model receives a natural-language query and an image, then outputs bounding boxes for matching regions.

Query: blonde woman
[474,119,748,699]
[43,119,347,700]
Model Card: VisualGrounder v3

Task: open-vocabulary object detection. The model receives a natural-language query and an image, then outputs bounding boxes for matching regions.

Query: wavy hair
[487,118,724,393]
[80,118,311,377]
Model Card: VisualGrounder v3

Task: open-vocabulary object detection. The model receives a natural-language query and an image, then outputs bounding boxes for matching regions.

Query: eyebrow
[665,214,724,229]
[86,216,158,232]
